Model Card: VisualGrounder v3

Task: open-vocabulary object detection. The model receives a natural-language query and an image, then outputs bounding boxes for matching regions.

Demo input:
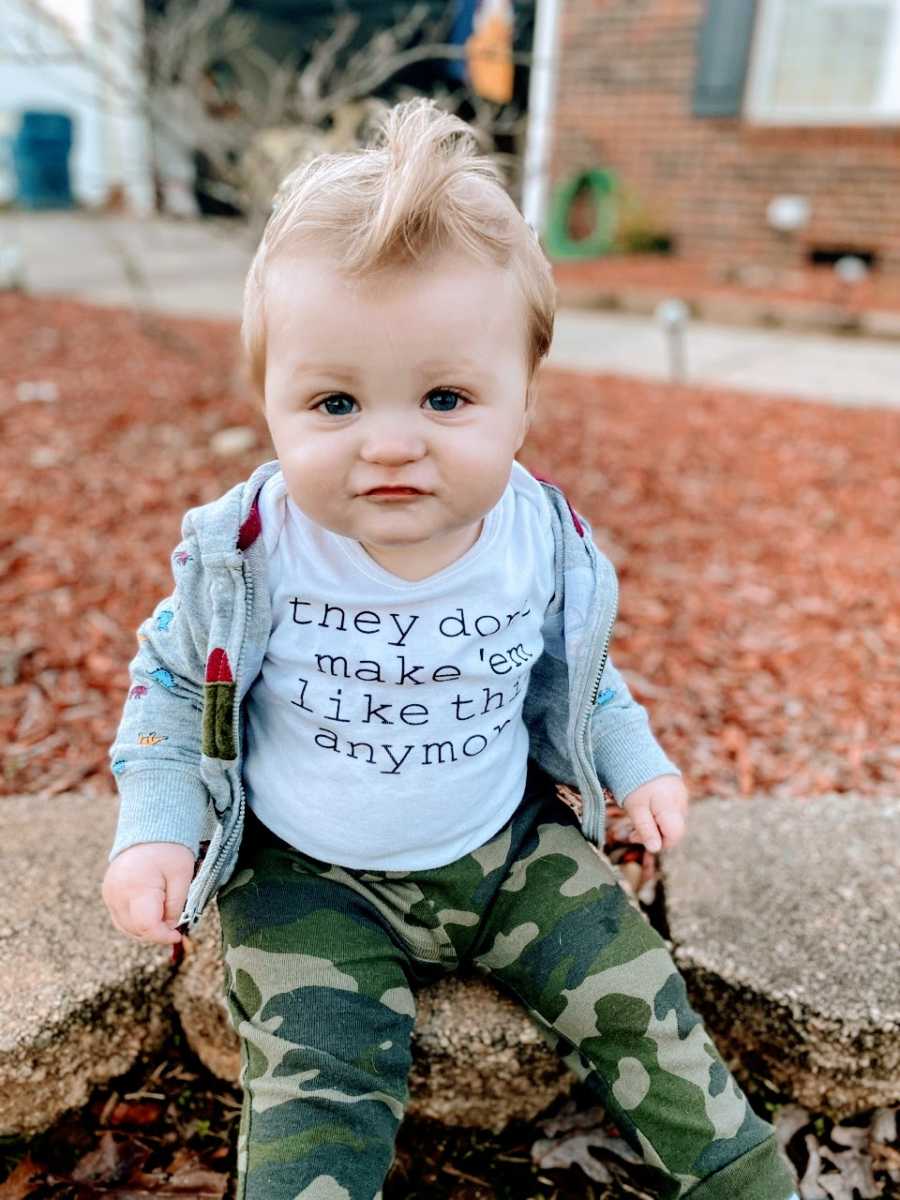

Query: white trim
[521,0,562,235]
[746,0,900,124]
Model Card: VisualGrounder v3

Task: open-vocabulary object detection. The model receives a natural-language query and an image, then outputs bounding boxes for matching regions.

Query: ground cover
[1,294,898,1197]
[1,1034,894,1199]
[2,295,897,807]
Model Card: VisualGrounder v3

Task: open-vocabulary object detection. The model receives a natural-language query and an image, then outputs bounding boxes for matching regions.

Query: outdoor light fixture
[0,242,24,291]
[834,255,869,286]
[655,297,690,384]
[766,195,811,234]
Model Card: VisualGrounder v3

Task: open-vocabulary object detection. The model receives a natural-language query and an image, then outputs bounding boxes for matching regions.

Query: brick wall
[552,0,900,275]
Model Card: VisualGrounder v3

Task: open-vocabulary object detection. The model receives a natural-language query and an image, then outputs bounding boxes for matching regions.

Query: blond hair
[241,96,556,398]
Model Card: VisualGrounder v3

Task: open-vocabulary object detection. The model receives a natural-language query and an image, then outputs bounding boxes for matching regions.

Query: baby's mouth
[364,490,425,503]
[363,486,426,496]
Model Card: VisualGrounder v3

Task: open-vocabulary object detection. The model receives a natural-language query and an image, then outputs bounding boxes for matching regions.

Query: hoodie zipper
[574,543,619,844]
[588,585,618,706]
[182,550,254,926]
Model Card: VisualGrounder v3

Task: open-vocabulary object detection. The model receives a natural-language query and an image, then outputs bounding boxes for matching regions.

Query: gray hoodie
[107,458,681,933]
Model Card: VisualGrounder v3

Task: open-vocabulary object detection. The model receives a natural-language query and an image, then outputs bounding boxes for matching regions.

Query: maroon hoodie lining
[237,486,264,550]
[530,472,585,537]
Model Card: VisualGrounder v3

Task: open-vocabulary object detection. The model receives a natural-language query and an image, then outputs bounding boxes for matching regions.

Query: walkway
[3,210,900,410]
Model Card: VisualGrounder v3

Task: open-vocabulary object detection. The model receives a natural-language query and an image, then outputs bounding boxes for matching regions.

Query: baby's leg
[215,816,417,1200]
[470,797,797,1200]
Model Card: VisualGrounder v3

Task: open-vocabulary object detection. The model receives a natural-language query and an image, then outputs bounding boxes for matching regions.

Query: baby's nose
[358,423,427,464]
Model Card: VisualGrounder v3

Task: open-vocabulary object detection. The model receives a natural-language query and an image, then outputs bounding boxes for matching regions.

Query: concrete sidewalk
[550,308,900,410]
[3,210,900,410]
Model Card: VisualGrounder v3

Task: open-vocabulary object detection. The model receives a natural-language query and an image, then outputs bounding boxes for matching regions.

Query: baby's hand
[622,775,689,853]
[101,842,196,946]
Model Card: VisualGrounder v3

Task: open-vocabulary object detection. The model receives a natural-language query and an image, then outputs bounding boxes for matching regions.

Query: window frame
[745,0,900,125]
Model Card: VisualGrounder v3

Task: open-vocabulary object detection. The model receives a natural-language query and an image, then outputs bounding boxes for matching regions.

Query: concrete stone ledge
[0,791,175,1137]
[4,787,897,1137]
[862,309,900,339]
[556,281,900,341]
[0,788,576,1137]
[661,792,900,1118]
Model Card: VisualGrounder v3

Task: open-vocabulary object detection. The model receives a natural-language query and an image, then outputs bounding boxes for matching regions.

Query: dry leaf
[0,1155,44,1200]
[799,1132,829,1200]
[870,1107,898,1145]
[70,1130,152,1185]
[531,1133,614,1184]
[533,1100,643,1183]
[108,1099,165,1128]
[774,1103,811,1153]
[818,1143,882,1199]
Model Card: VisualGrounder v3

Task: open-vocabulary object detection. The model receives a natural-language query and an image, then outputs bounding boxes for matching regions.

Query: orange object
[465,0,514,103]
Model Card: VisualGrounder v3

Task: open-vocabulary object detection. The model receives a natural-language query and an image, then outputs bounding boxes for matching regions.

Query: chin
[361,534,429,549]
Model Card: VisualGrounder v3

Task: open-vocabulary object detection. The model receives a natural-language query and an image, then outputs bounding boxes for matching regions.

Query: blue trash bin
[12,110,75,209]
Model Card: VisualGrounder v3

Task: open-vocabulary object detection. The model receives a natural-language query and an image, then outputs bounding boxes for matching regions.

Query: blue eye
[317,395,356,416]
[315,390,467,416]
[426,388,467,412]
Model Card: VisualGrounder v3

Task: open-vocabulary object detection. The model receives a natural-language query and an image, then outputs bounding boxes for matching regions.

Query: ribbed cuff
[684,1135,797,1200]
[594,718,682,804]
[108,768,209,862]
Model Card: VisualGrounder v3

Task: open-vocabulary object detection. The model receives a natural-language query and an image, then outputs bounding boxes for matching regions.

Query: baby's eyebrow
[416,359,485,374]
[297,365,359,382]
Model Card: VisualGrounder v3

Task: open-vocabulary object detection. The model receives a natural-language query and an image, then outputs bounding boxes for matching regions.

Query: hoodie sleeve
[589,650,682,804]
[106,506,211,862]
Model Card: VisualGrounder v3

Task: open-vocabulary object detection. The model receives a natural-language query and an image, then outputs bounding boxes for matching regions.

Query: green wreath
[545,168,618,260]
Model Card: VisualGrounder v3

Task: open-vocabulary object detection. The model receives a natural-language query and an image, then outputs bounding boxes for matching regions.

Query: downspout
[520,0,563,237]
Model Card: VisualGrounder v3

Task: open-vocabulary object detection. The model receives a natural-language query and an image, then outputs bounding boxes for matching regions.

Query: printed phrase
[282,597,538,774]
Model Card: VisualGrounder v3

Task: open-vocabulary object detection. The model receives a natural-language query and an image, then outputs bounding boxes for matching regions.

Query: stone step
[0,791,174,1137]
[0,789,573,1136]
[661,792,900,1118]
[2,788,897,1137]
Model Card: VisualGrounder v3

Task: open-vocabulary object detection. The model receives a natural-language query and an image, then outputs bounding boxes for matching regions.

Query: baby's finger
[656,806,686,848]
[163,885,186,931]
[128,890,178,944]
[102,890,136,938]
[629,808,662,852]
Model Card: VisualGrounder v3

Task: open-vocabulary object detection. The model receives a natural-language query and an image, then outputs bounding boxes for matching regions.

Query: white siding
[0,0,153,210]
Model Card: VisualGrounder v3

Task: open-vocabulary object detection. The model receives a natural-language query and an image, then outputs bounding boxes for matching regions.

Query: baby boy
[102,97,798,1200]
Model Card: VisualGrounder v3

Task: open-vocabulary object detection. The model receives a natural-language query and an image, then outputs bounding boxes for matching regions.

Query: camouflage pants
[216,760,796,1200]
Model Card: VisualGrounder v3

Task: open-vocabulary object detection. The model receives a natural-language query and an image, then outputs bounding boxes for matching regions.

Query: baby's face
[262,246,534,580]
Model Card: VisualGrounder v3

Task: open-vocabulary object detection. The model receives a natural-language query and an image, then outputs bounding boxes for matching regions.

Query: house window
[746,0,900,123]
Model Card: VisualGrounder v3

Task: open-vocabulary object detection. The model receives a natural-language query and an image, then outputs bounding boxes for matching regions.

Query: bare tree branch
[6,0,534,221]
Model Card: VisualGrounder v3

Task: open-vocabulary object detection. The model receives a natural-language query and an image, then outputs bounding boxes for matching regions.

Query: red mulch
[1,293,898,809]
[524,369,899,805]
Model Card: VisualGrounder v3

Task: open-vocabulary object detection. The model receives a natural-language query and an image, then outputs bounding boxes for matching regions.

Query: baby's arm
[102,507,212,943]
[590,650,688,851]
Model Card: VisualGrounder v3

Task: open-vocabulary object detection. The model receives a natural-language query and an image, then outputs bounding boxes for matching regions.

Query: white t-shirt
[242,460,556,869]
